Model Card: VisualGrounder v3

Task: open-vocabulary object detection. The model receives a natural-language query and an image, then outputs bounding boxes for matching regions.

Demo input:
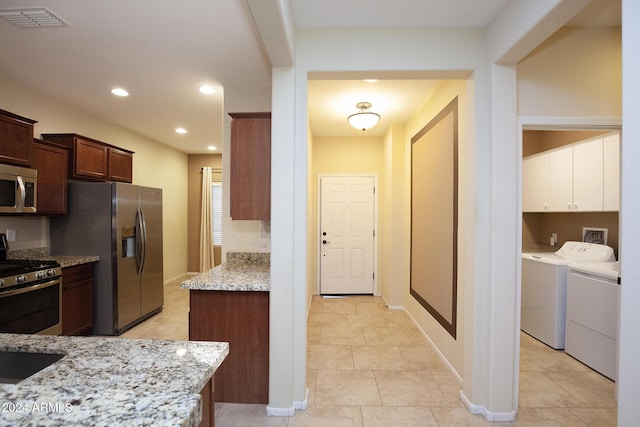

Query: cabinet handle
[567,203,572,210]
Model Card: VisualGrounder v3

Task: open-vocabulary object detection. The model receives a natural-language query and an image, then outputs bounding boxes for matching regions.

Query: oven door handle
[0,279,60,298]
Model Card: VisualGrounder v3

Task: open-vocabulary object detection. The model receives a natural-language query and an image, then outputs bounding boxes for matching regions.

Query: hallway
[121,280,617,426]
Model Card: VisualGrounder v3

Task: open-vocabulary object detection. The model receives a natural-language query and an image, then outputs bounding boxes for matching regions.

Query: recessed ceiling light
[199,85,216,94]
[111,88,129,97]
[175,128,187,134]
[364,79,378,83]
[207,145,217,151]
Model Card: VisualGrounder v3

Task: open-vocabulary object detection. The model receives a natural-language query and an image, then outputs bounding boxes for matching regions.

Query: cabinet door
[33,140,68,215]
[523,154,549,212]
[230,113,271,220]
[74,137,108,180]
[61,263,95,336]
[548,147,574,211]
[108,147,133,182]
[573,138,603,211]
[603,133,620,211]
[0,111,35,167]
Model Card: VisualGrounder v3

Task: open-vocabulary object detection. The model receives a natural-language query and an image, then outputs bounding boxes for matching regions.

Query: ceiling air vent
[0,7,69,28]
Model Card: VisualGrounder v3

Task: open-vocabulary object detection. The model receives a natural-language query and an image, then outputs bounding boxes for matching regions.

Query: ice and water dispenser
[121,226,136,259]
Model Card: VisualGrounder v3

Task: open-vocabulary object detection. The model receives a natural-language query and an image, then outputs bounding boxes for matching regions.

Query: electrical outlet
[6,229,16,242]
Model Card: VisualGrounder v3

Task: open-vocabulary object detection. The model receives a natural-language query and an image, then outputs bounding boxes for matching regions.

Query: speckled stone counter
[8,247,99,268]
[181,252,270,292]
[0,334,228,426]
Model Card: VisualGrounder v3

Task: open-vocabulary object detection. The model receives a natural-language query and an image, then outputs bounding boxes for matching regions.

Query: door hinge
[373,186,376,194]
[373,272,375,281]
[373,229,375,237]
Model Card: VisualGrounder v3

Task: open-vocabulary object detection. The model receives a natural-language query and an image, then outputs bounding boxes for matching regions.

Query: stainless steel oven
[0,260,62,335]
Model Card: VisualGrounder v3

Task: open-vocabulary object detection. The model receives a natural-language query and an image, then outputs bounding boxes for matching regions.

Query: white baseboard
[294,388,309,410]
[266,405,295,417]
[459,391,516,422]
[266,388,309,416]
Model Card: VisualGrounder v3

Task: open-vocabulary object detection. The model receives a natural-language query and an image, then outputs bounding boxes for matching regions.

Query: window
[211,182,222,245]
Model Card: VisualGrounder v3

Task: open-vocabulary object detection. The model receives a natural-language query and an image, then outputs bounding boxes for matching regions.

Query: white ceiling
[0,0,620,153]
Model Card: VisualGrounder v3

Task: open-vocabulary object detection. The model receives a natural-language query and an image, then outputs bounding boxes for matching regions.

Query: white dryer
[521,241,615,349]
[566,261,620,380]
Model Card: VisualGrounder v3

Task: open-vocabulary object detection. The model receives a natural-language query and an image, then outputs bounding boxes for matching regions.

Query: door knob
[322,240,331,245]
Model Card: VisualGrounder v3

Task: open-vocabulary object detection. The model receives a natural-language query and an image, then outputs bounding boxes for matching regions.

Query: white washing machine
[566,261,620,380]
[521,241,615,349]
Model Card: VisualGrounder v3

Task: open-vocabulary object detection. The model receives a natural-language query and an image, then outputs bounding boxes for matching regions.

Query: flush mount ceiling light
[111,88,129,97]
[199,85,216,95]
[175,128,187,134]
[207,145,217,151]
[347,102,380,131]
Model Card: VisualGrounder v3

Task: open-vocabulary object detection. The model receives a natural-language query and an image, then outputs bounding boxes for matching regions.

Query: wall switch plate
[6,229,16,242]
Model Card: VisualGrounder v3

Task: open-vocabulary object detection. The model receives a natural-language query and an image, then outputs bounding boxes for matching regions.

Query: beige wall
[517,26,622,117]
[403,80,469,377]
[187,154,223,272]
[0,72,189,282]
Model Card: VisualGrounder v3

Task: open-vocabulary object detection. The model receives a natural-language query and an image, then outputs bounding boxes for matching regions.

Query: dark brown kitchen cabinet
[229,113,271,220]
[107,146,133,182]
[61,262,95,336]
[189,290,269,404]
[199,378,214,427]
[0,109,36,167]
[33,139,68,215]
[41,133,133,183]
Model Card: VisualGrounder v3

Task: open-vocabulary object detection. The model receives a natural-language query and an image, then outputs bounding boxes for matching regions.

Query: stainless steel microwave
[0,164,37,213]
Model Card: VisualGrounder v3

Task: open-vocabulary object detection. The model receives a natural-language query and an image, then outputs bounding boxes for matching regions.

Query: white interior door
[320,176,375,294]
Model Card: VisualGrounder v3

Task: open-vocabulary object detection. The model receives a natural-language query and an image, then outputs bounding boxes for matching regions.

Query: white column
[618,1,640,424]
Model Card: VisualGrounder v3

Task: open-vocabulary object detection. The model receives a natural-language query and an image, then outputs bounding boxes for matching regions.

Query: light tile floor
[120,279,617,426]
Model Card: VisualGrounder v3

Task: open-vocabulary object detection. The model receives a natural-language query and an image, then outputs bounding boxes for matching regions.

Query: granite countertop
[7,247,99,268]
[0,334,228,426]
[181,252,270,292]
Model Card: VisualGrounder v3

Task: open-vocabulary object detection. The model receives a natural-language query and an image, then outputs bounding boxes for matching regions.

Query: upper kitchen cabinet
[523,131,620,213]
[522,153,549,212]
[107,146,134,182]
[0,109,37,167]
[41,133,133,183]
[33,139,69,215]
[229,113,271,220]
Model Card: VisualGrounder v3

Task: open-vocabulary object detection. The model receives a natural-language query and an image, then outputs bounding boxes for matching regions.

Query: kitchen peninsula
[181,253,269,404]
[0,334,228,426]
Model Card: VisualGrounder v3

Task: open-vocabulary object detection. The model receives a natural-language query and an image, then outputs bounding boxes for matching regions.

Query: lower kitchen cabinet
[189,290,269,404]
[199,378,214,427]
[61,262,96,336]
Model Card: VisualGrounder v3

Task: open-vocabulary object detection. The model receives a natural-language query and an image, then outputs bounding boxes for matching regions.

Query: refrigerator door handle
[135,207,147,276]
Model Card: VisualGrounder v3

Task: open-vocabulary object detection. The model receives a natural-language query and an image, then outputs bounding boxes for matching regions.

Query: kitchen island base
[189,290,269,404]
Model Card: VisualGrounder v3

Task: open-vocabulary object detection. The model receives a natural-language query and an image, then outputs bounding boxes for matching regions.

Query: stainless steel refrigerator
[50,182,163,335]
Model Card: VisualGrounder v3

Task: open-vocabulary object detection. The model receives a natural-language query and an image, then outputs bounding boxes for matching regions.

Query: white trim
[403,304,463,385]
[459,391,516,422]
[316,173,379,296]
[266,405,295,417]
[294,388,309,410]
[518,116,622,130]
[266,389,308,416]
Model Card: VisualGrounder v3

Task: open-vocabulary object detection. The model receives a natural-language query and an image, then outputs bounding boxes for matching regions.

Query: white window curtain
[199,167,214,271]
[211,182,222,245]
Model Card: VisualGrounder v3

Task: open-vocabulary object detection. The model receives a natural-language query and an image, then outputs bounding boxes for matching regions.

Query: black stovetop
[0,260,60,277]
